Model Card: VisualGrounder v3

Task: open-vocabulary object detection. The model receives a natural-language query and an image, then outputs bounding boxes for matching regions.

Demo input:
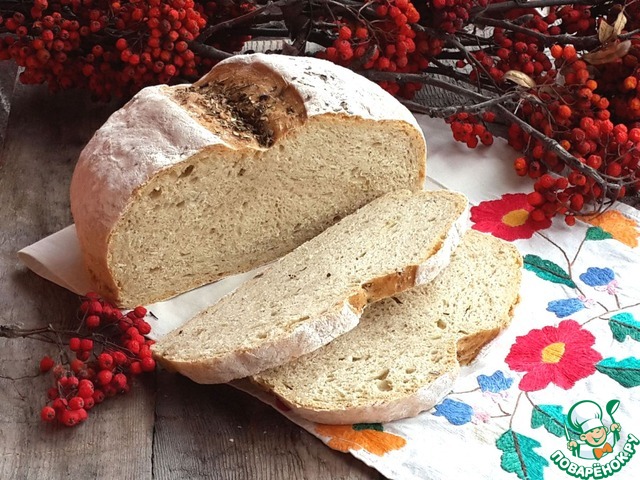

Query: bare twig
[188,42,233,60]
[401,92,518,118]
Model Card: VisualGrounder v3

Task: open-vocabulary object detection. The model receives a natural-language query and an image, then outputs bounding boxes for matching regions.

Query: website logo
[550,399,638,478]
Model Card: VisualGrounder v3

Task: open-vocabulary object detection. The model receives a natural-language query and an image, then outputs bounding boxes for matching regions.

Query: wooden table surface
[0,66,382,480]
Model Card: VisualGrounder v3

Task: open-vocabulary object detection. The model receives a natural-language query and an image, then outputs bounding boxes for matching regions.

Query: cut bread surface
[151,190,470,384]
[70,53,426,307]
[252,230,522,424]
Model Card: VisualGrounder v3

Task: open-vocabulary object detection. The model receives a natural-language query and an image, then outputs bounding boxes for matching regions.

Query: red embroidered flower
[471,193,551,241]
[505,320,602,392]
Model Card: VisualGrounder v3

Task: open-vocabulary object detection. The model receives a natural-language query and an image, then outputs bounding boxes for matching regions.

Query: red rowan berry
[70,358,85,373]
[78,383,94,399]
[52,364,65,378]
[69,396,85,410]
[47,387,59,400]
[115,38,127,51]
[60,409,80,427]
[69,337,81,352]
[586,155,602,169]
[355,27,368,40]
[97,370,113,386]
[562,45,577,60]
[606,162,622,176]
[83,396,95,410]
[39,356,55,372]
[557,105,571,119]
[98,353,114,370]
[112,350,128,366]
[76,350,91,361]
[112,373,128,389]
[92,390,106,404]
[338,26,351,40]
[527,191,545,207]
[129,361,143,375]
[85,314,100,329]
[530,209,547,222]
[141,357,156,372]
[41,406,56,422]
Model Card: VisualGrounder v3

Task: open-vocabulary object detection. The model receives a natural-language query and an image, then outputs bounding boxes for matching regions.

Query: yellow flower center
[502,209,529,227]
[541,342,566,363]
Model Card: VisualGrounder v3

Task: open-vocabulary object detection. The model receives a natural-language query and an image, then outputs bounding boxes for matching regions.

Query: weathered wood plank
[153,373,382,480]
[0,62,18,151]
[0,83,154,480]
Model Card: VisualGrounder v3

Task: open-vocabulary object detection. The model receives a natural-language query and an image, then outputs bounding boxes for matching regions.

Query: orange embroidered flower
[315,423,406,456]
[471,193,552,241]
[579,210,639,248]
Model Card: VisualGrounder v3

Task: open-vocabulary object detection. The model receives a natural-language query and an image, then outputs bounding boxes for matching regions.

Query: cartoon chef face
[568,400,609,446]
[581,426,609,447]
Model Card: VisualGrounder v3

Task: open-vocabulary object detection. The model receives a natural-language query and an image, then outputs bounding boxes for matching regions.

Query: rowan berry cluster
[434,3,640,225]
[0,0,253,99]
[316,0,430,98]
[506,41,639,225]
[39,293,155,427]
[426,0,488,35]
[446,112,494,148]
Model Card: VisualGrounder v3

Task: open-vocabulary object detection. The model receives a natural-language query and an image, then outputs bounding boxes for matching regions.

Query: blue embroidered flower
[433,399,474,425]
[547,298,585,318]
[477,370,513,393]
[580,267,615,287]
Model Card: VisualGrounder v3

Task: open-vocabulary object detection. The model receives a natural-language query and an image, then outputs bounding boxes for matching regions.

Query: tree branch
[401,93,518,118]
[471,0,606,17]
[188,42,233,60]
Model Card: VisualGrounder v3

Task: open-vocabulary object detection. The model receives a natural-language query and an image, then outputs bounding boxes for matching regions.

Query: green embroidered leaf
[586,226,613,241]
[352,423,383,432]
[523,255,576,288]
[530,405,568,438]
[596,357,640,387]
[496,429,548,480]
[609,313,640,343]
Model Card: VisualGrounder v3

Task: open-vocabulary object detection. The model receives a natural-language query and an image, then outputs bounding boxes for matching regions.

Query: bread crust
[70,53,427,306]
[152,201,470,384]
[251,232,523,424]
[267,368,459,425]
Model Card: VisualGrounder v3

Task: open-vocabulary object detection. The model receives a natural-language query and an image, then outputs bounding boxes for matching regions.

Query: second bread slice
[152,190,469,383]
[252,230,522,424]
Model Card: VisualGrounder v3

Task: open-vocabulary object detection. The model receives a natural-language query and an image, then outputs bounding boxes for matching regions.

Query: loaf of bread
[252,230,522,424]
[70,53,426,307]
[151,190,470,384]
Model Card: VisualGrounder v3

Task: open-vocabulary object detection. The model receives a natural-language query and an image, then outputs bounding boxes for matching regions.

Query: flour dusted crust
[159,300,362,384]
[70,87,221,301]
[70,53,426,306]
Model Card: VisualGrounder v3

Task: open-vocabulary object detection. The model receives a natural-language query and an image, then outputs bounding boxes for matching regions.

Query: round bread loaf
[70,53,426,307]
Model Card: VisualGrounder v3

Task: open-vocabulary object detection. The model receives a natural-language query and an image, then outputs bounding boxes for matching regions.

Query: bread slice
[151,190,469,384]
[70,53,426,307]
[252,230,522,424]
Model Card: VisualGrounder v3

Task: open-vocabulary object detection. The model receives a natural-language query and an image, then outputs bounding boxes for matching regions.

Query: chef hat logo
[567,400,605,434]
